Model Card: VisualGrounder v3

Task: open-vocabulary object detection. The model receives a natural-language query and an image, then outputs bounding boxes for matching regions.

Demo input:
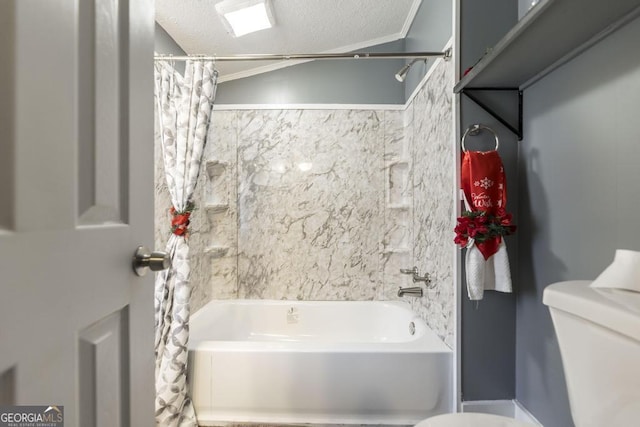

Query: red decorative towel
[461,150,507,259]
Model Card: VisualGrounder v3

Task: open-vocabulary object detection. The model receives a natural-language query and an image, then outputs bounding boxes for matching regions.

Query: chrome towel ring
[461,124,499,152]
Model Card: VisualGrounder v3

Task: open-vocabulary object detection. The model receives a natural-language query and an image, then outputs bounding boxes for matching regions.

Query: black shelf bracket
[460,88,523,141]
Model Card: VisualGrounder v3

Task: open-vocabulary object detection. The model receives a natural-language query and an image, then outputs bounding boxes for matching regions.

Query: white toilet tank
[543,280,640,427]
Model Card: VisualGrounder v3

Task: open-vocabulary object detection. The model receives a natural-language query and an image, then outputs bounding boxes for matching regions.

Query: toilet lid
[415,413,536,427]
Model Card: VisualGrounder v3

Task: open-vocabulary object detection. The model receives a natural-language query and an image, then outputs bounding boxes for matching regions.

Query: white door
[0,1,155,426]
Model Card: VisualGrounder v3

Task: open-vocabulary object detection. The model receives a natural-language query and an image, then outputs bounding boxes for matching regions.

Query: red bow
[170,206,191,237]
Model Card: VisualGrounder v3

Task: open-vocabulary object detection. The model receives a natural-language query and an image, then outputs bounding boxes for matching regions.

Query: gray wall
[153,23,407,105]
[214,40,406,105]
[400,0,453,99]
[459,0,518,402]
[154,23,186,74]
[456,3,640,425]
[516,14,640,427]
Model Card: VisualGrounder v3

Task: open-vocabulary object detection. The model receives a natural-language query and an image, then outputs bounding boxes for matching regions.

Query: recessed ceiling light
[215,0,275,38]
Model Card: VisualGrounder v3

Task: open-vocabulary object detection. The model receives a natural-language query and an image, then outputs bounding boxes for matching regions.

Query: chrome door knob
[132,246,171,276]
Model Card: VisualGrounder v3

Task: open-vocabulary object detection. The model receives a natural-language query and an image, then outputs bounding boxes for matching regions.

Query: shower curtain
[154,59,217,427]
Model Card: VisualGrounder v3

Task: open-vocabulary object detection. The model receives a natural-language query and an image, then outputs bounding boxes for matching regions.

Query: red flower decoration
[454,234,469,247]
[453,210,516,249]
[170,203,195,237]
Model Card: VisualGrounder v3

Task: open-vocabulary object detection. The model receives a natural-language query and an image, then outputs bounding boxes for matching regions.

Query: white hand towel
[465,240,512,301]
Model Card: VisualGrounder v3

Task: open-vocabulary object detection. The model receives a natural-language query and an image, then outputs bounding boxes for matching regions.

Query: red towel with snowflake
[461,150,507,259]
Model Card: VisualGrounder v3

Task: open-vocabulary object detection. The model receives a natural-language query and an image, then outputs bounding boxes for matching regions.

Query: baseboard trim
[461,400,542,426]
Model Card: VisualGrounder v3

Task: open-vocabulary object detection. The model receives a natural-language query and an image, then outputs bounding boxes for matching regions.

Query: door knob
[132,246,171,277]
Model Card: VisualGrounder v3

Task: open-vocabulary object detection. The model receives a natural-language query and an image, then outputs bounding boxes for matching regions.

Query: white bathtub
[188,300,452,426]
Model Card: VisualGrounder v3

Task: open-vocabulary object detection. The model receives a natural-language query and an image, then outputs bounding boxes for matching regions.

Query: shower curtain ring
[461,124,499,152]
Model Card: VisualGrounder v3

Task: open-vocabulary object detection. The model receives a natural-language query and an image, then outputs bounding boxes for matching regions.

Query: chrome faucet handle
[400,267,418,275]
[413,272,431,284]
[401,267,434,289]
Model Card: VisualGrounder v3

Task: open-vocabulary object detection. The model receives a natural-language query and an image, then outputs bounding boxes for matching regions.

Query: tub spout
[397,286,423,297]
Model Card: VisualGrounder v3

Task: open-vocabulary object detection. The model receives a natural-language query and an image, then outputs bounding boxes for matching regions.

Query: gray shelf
[454,0,640,92]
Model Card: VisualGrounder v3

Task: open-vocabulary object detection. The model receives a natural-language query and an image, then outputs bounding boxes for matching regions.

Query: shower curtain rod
[154,49,451,62]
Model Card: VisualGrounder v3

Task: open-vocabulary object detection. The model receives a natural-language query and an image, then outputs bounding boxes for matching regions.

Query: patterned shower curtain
[153,59,217,427]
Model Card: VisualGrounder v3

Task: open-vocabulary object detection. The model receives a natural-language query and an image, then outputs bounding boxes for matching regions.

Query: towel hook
[461,124,499,152]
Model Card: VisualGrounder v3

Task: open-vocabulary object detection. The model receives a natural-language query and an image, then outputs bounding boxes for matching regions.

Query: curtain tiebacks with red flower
[170,203,195,236]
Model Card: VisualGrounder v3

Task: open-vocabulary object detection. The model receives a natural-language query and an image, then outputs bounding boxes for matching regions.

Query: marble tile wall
[236,110,384,300]
[409,59,454,347]
[154,58,454,344]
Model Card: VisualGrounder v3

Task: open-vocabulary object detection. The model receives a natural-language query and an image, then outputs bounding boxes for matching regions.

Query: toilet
[416,279,640,427]
[543,280,640,426]
[415,412,536,426]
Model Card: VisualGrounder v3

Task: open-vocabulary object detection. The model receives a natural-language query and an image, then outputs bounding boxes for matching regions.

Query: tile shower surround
[155,59,454,347]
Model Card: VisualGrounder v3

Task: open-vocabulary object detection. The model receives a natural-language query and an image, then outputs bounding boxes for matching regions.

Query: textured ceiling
[156,0,422,81]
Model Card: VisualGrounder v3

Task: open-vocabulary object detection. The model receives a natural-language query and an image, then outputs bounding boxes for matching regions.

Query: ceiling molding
[400,0,424,38]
